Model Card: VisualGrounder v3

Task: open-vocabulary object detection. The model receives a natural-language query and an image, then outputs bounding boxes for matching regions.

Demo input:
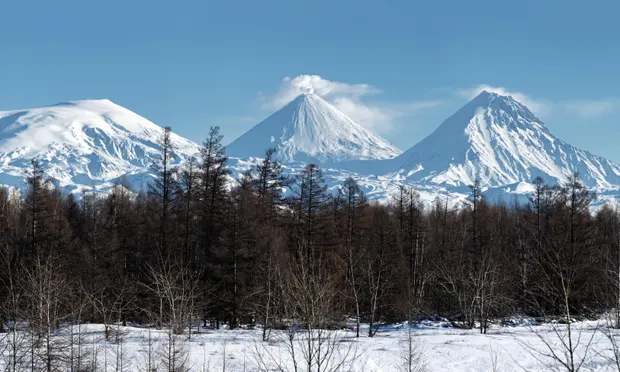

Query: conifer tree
[149,126,178,258]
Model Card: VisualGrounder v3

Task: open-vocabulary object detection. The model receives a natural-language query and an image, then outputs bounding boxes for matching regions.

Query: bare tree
[364,204,397,337]
[22,256,72,372]
[255,231,286,341]
[0,249,32,372]
[62,291,92,372]
[518,320,599,372]
[144,259,197,372]
[252,253,361,372]
[396,326,428,372]
[86,280,132,341]
[338,178,366,338]
[107,320,132,372]
[518,174,599,372]
[136,327,159,372]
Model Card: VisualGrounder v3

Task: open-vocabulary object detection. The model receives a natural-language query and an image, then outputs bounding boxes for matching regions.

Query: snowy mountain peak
[0,100,199,192]
[292,91,318,101]
[225,92,402,164]
[286,92,328,112]
[51,98,116,107]
[471,90,540,124]
[389,92,620,188]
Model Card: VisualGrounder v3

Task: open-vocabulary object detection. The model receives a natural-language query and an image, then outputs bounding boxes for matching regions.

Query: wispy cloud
[562,98,619,118]
[261,75,442,133]
[261,75,379,109]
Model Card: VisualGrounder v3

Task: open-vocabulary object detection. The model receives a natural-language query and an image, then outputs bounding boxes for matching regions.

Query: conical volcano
[225,93,401,164]
[381,91,620,188]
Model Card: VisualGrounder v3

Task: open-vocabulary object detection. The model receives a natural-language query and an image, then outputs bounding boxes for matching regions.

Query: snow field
[2,321,617,371]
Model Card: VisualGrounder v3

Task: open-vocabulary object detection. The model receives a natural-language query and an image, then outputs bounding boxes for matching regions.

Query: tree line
[2,124,620,352]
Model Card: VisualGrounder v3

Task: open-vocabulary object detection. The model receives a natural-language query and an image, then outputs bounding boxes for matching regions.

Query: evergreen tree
[337,177,367,337]
[24,159,50,257]
[290,164,332,266]
[199,126,229,325]
[149,126,178,258]
[177,156,200,266]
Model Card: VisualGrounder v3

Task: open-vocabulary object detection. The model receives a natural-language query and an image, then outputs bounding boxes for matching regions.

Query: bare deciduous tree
[396,326,428,372]
[22,256,72,372]
[144,259,197,372]
[252,253,361,372]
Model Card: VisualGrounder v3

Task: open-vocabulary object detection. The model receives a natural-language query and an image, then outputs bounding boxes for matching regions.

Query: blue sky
[0,0,619,161]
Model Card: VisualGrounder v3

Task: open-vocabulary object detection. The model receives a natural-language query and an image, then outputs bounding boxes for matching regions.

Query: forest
[1,126,620,371]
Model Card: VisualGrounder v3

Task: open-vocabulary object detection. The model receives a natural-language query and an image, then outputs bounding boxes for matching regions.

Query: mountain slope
[0,99,199,192]
[376,91,620,188]
[225,93,401,163]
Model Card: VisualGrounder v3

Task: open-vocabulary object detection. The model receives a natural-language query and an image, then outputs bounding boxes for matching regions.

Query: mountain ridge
[0,92,619,212]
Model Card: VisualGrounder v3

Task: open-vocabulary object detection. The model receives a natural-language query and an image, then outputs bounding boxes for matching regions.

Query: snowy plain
[3,320,619,371]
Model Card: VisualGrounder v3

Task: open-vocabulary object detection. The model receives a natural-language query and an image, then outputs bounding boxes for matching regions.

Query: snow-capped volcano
[381,91,620,188]
[0,99,200,192]
[1,92,619,210]
[225,93,401,163]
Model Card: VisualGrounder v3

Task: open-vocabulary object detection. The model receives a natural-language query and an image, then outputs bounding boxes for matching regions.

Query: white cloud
[562,98,619,118]
[262,75,379,109]
[458,84,551,115]
[261,75,441,132]
[329,96,394,130]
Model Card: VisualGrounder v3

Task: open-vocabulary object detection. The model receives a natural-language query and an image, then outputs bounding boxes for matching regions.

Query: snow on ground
[2,320,618,371]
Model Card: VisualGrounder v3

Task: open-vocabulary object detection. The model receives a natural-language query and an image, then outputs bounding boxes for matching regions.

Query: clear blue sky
[1,0,619,161]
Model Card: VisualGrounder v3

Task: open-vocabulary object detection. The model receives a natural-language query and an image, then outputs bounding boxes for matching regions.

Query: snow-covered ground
[3,320,618,371]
